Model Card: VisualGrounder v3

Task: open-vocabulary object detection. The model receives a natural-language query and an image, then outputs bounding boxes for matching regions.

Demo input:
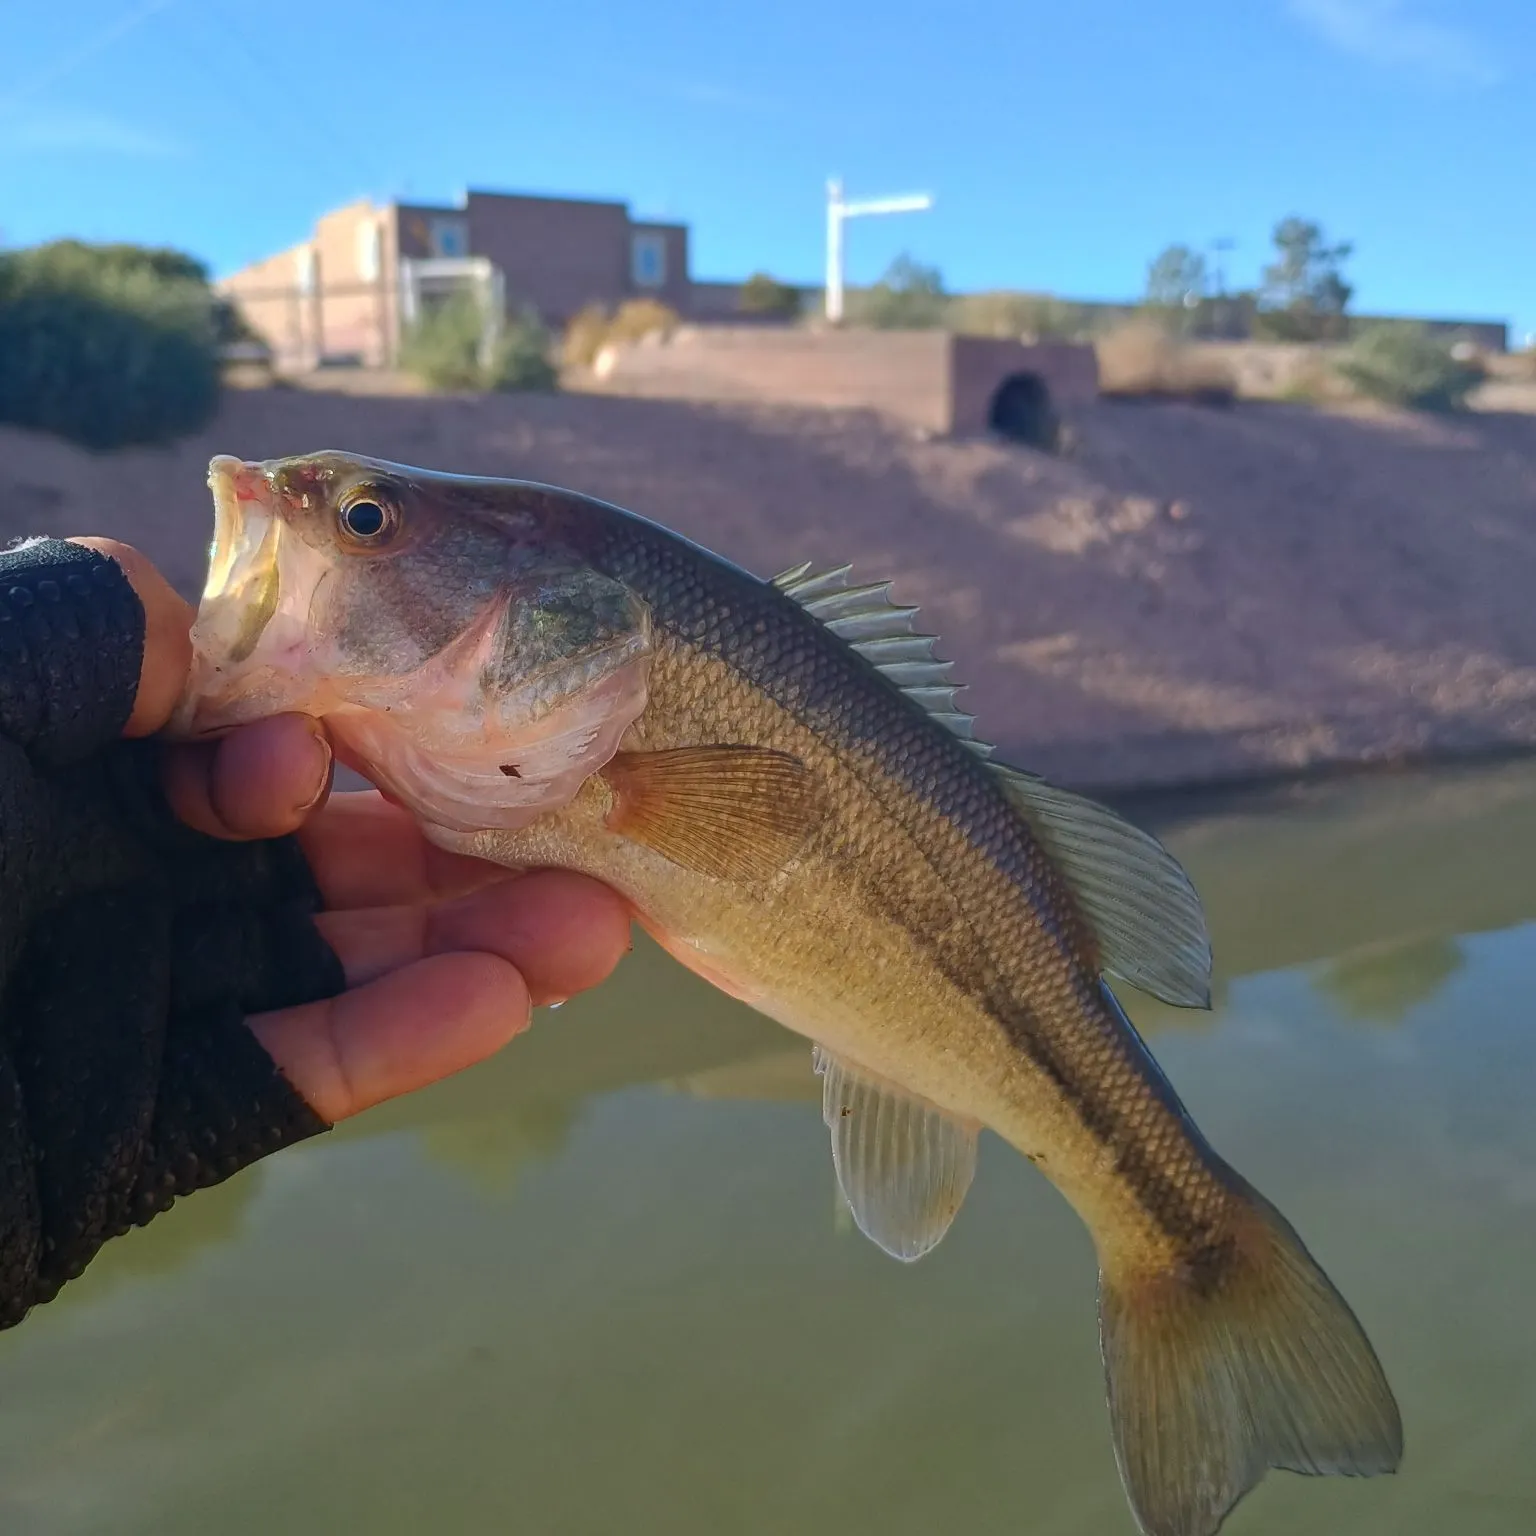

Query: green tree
[1144,244,1208,310]
[1257,216,1354,341]
[857,253,949,329]
[738,271,802,318]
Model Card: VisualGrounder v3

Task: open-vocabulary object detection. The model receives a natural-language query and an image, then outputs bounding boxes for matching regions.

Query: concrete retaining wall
[591,325,1099,436]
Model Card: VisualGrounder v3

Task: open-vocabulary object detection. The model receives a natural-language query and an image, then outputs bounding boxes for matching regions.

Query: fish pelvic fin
[1098,1190,1402,1536]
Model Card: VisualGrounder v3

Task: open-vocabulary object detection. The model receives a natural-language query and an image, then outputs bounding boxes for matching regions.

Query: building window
[430,217,468,258]
[294,245,317,295]
[357,219,381,281]
[631,231,667,288]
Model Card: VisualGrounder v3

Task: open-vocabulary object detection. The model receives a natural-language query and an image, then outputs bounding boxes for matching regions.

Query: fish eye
[336,492,399,547]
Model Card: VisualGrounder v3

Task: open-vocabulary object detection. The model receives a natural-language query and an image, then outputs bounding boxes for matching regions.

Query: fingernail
[294,727,334,814]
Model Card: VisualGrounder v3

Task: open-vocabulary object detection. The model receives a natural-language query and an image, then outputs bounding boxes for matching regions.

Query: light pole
[1207,237,1237,338]
[1209,237,1236,298]
[825,178,934,324]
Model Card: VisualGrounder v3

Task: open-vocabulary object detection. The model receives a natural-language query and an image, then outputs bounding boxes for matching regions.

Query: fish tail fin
[1097,1187,1402,1536]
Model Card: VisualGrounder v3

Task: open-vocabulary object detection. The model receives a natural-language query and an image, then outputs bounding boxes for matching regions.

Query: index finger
[68,538,194,738]
[298,789,511,909]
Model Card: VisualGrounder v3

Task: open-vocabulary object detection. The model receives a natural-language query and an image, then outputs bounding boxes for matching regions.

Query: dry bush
[606,298,681,346]
[1276,348,1348,405]
[562,298,681,370]
[1094,322,1237,405]
[561,303,611,368]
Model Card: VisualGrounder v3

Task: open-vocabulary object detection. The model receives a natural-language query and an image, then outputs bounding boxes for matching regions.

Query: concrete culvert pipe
[988,372,1058,449]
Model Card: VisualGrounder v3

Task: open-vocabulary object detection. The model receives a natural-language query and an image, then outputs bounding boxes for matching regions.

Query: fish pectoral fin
[812,1046,979,1263]
[992,763,1214,1009]
[600,745,818,884]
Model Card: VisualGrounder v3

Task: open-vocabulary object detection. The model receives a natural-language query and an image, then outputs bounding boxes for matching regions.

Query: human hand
[83,537,634,1122]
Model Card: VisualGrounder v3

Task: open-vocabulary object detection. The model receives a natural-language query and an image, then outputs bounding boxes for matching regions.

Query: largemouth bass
[173,451,1402,1536]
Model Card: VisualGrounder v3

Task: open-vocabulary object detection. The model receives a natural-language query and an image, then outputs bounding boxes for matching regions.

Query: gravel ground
[4,384,1535,792]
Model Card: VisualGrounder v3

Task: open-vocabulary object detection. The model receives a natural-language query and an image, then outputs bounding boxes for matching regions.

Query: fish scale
[587,507,1231,1246]
[174,450,1404,1536]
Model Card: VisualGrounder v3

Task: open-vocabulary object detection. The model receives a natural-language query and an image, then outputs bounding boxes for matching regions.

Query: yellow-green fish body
[176,452,1403,1536]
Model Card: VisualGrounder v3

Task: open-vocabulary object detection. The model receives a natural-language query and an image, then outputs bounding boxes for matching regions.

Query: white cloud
[1288,0,1501,88]
[0,109,184,158]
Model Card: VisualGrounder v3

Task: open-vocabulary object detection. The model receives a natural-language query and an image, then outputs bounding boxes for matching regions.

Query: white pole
[824,178,933,326]
[825,179,844,324]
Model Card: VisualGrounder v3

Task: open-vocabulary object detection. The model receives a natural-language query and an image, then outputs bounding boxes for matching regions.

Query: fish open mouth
[206,456,282,664]
[169,450,657,832]
[168,456,315,739]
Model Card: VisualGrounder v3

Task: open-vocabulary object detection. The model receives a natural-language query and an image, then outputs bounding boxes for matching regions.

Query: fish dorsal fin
[812,1046,979,1262]
[991,765,1213,1009]
[773,562,994,758]
[771,560,1211,1007]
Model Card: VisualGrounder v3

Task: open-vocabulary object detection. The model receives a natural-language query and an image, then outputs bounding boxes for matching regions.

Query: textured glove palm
[0,538,343,1329]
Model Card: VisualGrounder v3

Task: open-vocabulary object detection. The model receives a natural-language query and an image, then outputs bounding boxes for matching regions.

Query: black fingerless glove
[0,538,345,1330]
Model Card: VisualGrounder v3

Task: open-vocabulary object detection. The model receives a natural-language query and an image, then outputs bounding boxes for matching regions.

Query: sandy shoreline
[4,384,1534,794]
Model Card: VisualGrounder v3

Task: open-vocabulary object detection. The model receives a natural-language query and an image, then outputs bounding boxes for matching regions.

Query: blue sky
[1,0,1532,340]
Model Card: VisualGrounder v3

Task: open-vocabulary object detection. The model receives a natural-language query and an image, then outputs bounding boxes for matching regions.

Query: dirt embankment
[3,385,1535,792]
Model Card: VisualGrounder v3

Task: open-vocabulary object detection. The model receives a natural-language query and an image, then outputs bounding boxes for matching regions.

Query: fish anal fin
[601,745,818,884]
[993,765,1213,1009]
[812,1046,979,1262]
[1099,1190,1402,1536]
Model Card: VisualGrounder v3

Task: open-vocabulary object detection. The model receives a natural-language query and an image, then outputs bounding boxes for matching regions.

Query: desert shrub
[950,291,1085,340]
[1094,322,1237,404]
[739,272,802,318]
[0,239,222,450]
[400,291,555,392]
[488,311,557,392]
[1335,323,1481,412]
[399,290,486,390]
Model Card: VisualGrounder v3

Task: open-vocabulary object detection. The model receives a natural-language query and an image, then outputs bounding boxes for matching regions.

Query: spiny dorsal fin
[772,561,994,758]
[991,764,1213,1009]
[773,562,1212,1008]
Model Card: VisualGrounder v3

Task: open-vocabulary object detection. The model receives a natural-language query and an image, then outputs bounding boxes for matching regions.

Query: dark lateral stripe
[843,774,1227,1252]
[949,944,1228,1252]
[588,509,1227,1251]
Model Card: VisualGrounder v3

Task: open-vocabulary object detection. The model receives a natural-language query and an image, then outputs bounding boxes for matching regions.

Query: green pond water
[2,761,1534,1535]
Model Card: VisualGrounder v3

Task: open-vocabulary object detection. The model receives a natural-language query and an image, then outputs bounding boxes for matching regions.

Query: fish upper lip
[205,456,267,597]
